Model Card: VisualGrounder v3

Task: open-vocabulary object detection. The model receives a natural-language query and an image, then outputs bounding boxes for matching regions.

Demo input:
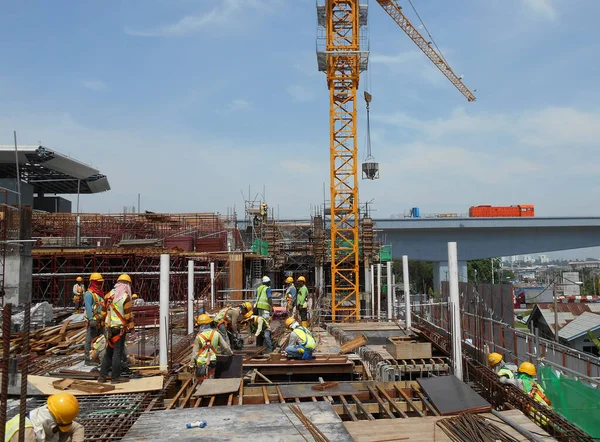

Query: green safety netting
[251,239,269,256]
[539,365,600,438]
[379,245,392,262]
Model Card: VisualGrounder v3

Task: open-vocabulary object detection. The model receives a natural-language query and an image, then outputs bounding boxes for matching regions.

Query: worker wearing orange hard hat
[99,273,134,384]
[284,276,296,317]
[295,276,310,328]
[84,272,105,365]
[4,393,84,441]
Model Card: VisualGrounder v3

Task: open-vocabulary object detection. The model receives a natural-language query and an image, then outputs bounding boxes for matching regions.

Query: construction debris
[436,413,520,442]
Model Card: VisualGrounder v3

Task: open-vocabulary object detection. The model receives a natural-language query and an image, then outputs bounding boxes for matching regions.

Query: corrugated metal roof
[558,312,600,341]
[540,310,574,332]
[0,145,110,194]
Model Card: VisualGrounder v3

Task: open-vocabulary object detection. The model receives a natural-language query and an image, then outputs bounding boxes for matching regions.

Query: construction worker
[488,352,518,383]
[255,276,272,320]
[72,276,85,313]
[99,274,134,384]
[83,272,105,365]
[246,314,272,353]
[4,393,84,442]
[214,301,253,348]
[296,276,309,327]
[190,314,233,381]
[283,317,316,360]
[284,276,296,316]
[502,362,552,425]
[132,293,144,306]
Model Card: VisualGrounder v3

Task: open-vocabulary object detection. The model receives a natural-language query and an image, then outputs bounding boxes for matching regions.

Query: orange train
[469,205,534,218]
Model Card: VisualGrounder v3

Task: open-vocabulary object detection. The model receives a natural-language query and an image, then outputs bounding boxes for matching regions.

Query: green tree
[392,260,433,294]
[468,258,502,283]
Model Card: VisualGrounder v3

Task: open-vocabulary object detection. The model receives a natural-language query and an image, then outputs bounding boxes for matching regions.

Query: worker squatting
[189,275,317,380]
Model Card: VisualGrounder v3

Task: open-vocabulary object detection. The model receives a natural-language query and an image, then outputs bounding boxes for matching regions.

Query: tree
[392,260,433,294]
[468,258,501,283]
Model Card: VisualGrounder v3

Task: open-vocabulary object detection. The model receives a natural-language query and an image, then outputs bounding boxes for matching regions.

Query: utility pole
[553,281,558,343]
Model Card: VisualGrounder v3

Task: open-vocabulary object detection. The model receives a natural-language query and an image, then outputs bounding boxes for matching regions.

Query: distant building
[540,255,550,264]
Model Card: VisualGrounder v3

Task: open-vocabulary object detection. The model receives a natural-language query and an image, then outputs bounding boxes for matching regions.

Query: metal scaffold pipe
[159,254,169,370]
[386,261,392,321]
[210,262,215,310]
[377,264,382,320]
[448,242,463,381]
[402,255,411,329]
[370,264,375,317]
[187,260,194,335]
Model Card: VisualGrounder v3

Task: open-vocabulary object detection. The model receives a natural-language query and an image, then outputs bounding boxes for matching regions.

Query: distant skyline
[1,1,600,260]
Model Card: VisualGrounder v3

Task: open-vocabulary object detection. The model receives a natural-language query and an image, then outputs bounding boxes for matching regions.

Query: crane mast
[317,0,367,322]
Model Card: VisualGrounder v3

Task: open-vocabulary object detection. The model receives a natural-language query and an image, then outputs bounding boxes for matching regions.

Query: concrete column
[210,262,215,309]
[402,255,411,329]
[377,264,382,320]
[370,264,375,318]
[187,260,194,335]
[159,254,170,370]
[448,242,463,381]
[386,261,392,321]
[364,262,371,296]
[433,260,468,293]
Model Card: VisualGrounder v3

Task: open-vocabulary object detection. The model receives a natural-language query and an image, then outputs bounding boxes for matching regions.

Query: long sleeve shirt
[287,330,301,347]
[190,328,233,363]
[73,283,84,296]
[255,317,270,337]
[83,291,98,320]
[227,308,240,334]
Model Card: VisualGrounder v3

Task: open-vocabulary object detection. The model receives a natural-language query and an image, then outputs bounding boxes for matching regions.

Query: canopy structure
[0,145,110,194]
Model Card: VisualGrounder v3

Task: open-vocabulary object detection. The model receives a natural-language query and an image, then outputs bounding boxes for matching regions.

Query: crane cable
[406,0,448,65]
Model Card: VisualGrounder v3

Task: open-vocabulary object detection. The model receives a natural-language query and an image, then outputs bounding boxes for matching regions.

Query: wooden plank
[367,385,395,419]
[279,383,358,399]
[29,374,164,396]
[385,337,432,360]
[253,369,273,384]
[312,381,339,391]
[411,388,439,417]
[394,386,424,418]
[262,386,270,404]
[180,380,198,408]
[339,334,368,354]
[70,381,115,394]
[194,378,242,397]
[377,385,408,419]
[238,378,244,405]
[351,395,375,421]
[227,393,233,406]
[52,379,75,390]
[276,386,285,403]
[339,395,358,422]
[167,377,192,410]
[208,396,215,407]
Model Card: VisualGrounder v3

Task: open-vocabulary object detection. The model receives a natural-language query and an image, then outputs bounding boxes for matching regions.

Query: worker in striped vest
[190,314,233,381]
[254,276,273,320]
[84,272,105,365]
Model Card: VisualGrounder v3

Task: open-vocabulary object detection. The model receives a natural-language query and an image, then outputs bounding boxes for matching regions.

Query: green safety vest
[214,308,231,325]
[294,327,316,350]
[195,330,220,366]
[4,415,33,442]
[296,286,308,307]
[497,366,515,379]
[515,373,549,405]
[109,294,127,327]
[255,285,271,310]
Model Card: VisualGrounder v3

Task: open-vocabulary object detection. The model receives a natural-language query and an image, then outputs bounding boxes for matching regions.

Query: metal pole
[377,263,382,320]
[137,193,141,213]
[491,410,546,442]
[0,304,12,441]
[13,132,21,210]
[403,255,411,329]
[187,260,194,335]
[387,261,392,321]
[159,254,169,370]
[210,261,215,310]
[76,179,81,247]
[18,302,30,442]
[553,282,558,342]
[448,242,463,381]
[491,258,494,284]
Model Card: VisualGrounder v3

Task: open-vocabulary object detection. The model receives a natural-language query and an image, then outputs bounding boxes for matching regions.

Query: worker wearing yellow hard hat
[213,302,253,350]
[284,275,296,317]
[84,272,105,366]
[190,313,233,381]
[501,361,552,425]
[4,393,84,441]
[73,276,85,313]
[283,317,316,360]
[295,276,310,328]
[99,274,134,384]
[245,314,272,353]
[487,352,517,383]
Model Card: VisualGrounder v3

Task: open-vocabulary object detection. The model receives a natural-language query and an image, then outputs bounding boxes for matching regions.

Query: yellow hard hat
[196,314,212,326]
[89,272,104,282]
[132,294,138,299]
[297,276,306,283]
[76,277,83,282]
[285,317,296,328]
[244,311,254,321]
[117,273,132,284]
[285,276,294,284]
[241,301,253,313]
[487,352,503,368]
[518,361,536,377]
[47,393,79,432]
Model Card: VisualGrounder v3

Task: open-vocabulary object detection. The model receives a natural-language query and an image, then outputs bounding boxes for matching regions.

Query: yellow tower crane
[317,0,475,322]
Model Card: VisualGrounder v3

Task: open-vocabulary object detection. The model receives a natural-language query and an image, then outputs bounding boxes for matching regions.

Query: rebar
[436,413,520,442]
[18,302,30,442]
[289,405,331,442]
[0,303,12,441]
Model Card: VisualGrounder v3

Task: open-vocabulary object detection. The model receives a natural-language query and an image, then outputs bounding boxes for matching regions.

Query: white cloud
[81,80,108,92]
[287,85,315,103]
[522,0,558,20]
[125,0,281,37]
[225,99,251,113]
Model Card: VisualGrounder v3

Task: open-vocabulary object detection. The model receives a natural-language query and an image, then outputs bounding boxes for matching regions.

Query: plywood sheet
[122,401,353,441]
[343,410,557,442]
[278,383,358,399]
[194,378,242,397]
[417,375,490,415]
[28,374,163,396]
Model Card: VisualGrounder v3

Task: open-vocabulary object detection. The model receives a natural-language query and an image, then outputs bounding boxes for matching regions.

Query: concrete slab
[122,401,353,442]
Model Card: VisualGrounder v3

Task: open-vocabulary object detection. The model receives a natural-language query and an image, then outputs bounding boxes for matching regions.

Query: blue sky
[1,0,600,256]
